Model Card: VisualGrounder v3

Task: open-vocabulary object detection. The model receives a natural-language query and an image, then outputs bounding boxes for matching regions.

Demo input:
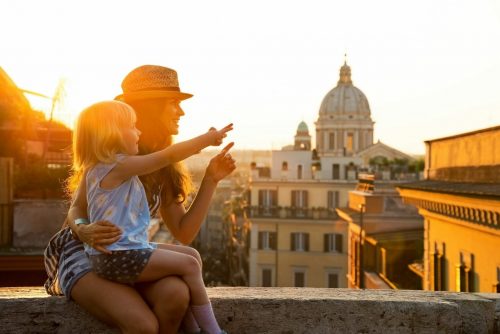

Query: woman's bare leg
[136,276,190,334]
[71,272,159,334]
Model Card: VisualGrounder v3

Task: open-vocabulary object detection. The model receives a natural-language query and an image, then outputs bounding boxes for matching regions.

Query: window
[291,190,308,217]
[282,161,288,171]
[294,271,305,287]
[456,252,474,292]
[258,189,277,216]
[329,132,335,150]
[258,190,277,206]
[324,233,343,253]
[327,273,339,288]
[346,132,354,152]
[291,190,308,208]
[297,164,303,179]
[258,231,277,250]
[262,269,272,287]
[433,242,446,291]
[291,232,309,251]
[332,164,340,180]
[327,191,339,209]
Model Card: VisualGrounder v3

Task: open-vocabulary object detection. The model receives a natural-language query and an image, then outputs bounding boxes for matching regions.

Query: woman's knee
[147,276,190,315]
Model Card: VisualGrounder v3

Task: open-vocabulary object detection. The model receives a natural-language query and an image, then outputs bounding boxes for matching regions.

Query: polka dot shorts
[89,249,153,284]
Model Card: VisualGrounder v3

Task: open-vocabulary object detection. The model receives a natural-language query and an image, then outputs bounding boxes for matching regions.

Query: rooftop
[397,180,500,198]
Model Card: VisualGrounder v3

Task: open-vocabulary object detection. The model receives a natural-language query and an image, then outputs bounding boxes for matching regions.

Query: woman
[44,65,236,333]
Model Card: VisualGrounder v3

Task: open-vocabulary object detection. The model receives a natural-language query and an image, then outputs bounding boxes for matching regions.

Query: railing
[247,206,338,220]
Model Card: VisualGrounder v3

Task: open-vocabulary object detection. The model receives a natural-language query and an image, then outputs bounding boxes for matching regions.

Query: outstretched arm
[103,124,233,189]
[159,142,236,245]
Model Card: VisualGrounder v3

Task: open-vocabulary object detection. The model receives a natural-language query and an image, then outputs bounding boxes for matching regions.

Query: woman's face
[161,99,185,135]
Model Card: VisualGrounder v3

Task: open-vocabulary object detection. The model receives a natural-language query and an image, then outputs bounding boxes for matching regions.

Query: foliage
[14,155,69,198]
[408,158,425,173]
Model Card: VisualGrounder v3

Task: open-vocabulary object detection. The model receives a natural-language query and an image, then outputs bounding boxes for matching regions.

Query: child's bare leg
[155,243,202,267]
[153,244,203,333]
[136,249,209,305]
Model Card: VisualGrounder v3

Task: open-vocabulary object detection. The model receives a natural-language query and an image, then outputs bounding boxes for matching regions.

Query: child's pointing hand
[208,123,233,146]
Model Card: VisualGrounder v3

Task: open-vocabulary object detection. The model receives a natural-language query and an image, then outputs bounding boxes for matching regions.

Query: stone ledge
[0,287,498,333]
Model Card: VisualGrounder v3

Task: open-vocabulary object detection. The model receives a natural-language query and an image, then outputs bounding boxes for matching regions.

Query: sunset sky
[2,0,500,155]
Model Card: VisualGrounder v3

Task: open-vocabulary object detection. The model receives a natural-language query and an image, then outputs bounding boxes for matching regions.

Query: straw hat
[115,65,193,102]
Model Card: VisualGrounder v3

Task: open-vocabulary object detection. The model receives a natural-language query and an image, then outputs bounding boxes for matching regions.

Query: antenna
[42,78,66,162]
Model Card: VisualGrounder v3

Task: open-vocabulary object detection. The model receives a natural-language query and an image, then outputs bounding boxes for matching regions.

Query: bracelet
[74,218,90,226]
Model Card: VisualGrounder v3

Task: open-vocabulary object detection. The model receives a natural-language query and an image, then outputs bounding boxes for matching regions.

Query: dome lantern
[338,60,352,85]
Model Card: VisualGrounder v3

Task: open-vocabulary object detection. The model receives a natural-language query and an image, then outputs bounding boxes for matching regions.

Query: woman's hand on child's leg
[78,220,122,254]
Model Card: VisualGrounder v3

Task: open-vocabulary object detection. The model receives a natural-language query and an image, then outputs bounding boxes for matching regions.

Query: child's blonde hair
[66,100,136,195]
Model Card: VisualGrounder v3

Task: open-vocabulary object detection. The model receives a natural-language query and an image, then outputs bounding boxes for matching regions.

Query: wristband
[74,218,90,226]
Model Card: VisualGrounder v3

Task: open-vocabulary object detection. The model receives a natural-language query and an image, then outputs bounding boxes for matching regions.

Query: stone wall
[0,287,499,333]
[12,200,67,248]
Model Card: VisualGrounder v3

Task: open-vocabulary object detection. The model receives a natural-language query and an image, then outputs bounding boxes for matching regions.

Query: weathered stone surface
[0,287,497,334]
[476,293,500,334]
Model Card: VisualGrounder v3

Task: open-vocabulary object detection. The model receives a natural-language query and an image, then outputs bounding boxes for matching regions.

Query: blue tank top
[85,155,154,255]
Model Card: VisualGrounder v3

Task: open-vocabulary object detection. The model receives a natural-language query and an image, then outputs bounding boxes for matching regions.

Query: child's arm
[67,173,122,254]
[160,142,236,244]
[103,124,233,189]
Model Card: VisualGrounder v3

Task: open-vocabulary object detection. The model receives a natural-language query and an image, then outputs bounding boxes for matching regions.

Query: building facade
[397,126,500,292]
[336,179,423,290]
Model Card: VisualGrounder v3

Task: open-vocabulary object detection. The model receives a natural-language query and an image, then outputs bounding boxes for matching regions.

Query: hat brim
[115,90,193,102]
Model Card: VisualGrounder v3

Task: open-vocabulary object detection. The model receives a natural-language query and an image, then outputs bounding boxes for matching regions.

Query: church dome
[296,121,309,135]
[318,61,371,116]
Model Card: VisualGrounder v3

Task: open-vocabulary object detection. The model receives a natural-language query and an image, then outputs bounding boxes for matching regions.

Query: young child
[69,100,230,334]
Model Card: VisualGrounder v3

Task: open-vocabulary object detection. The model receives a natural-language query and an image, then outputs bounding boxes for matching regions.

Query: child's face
[121,121,141,155]
[161,99,185,135]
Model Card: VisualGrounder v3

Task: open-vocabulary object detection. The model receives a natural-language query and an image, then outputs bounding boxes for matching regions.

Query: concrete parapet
[0,287,498,333]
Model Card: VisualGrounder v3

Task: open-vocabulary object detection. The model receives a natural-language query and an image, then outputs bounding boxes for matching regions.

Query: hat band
[126,86,181,93]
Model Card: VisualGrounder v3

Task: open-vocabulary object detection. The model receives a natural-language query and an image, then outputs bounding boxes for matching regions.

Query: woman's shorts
[89,249,154,284]
[58,232,92,299]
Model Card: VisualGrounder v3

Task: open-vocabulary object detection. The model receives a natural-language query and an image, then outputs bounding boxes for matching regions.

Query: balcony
[0,287,499,333]
[248,206,338,220]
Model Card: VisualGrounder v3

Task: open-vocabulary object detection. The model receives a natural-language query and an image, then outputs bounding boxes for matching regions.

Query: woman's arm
[160,143,236,245]
[67,173,122,254]
[104,124,233,189]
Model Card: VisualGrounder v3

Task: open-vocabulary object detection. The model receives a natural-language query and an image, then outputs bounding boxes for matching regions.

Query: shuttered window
[327,191,339,209]
[258,231,277,250]
[328,273,339,288]
[262,269,272,287]
[294,271,305,287]
[291,232,309,251]
[324,233,343,253]
[291,190,308,208]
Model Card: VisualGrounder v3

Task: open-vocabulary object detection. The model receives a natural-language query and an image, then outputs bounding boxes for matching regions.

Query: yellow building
[397,125,500,293]
[248,178,350,288]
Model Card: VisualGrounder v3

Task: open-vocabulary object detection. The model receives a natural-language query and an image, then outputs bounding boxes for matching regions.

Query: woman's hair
[66,100,136,195]
[126,98,193,208]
